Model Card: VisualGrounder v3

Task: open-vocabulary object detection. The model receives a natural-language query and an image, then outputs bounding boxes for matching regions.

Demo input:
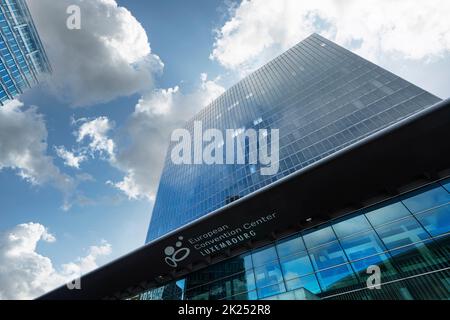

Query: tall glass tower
[146,33,441,242]
[0,0,51,105]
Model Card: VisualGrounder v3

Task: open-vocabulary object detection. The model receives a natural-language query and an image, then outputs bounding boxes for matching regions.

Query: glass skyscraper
[147,33,441,242]
[39,33,450,301]
[0,0,51,105]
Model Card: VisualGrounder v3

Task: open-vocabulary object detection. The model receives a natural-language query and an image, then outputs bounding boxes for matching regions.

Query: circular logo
[164,236,190,267]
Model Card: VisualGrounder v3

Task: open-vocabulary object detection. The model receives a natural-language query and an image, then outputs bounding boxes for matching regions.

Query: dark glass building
[147,34,440,242]
[0,0,51,105]
[139,180,450,300]
[39,34,450,301]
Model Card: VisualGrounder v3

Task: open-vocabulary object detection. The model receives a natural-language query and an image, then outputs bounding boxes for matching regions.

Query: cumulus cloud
[0,100,75,209]
[54,146,87,169]
[76,116,116,160]
[211,0,450,74]
[27,0,163,107]
[60,240,112,278]
[110,74,225,200]
[54,116,116,173]
[0,222,111,300]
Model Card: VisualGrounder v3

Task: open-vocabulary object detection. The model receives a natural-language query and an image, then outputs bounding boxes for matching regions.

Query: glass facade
[0,0,51,105]
[135,178,450,300]
[147,33,441,242]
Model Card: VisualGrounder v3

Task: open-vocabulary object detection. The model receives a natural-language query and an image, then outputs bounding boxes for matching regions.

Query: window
[257,282,286,299]
[309,241,348,270]
[402,184,450,214]
[254,261,284,288]
[254,262,286,299]
[280,252,314,280]
[365,201,411,227]
[333,214,371,238]
[285,274,321,294]
[316,264,357,292]
[340,230,386,260]
[376,217,430,250]
[303,226,336,249]
[252,246,278,267]
[415,205,450,237]
[276,234,305,257]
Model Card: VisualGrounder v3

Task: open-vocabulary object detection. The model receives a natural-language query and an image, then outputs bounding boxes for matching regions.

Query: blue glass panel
[376,217,430,250]
[415,204,450,237]
[402,184,450,214]
[257,282,286,299]
[340,230,386,260]
[276,234,305,257]
[333,214,371,238]
[316,264,357,292]
[252,246,278,267]
[365,201,411,227]
[254,261,284,289]
[303,226,336,249]
[441,178,450,193]
[285,274,321,294]
[280,252,314,280]
[309,241,348,270]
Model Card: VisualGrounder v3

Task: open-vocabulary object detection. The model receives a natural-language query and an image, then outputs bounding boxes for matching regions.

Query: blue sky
[0,0,449,299]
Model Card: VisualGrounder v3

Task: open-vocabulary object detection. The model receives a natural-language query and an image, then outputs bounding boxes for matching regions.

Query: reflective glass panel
[365,201,411,227]
[254,261,284,289]
[376,217,430,250]
[333,214,371,238]
[316,264,358,292]
[252,246,278,267]
[309,241,348,270]
[402,184,450,214]
[415,204,450,237]
[257,282,286,299]
[280,252,314,280]
[340,230,386,260]
[303,226,336,249]
[276,234,305,257]
[285,274,321,294]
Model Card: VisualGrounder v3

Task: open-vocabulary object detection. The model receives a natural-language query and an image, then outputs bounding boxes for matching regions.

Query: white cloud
[76,117,116,160]
[27,0,163,107]
[0,223,111,300]
[60,240,112,277]
[0,100,75,209]
[211,0,450,75]
[54,146,87,169]
[110,74,225,201]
